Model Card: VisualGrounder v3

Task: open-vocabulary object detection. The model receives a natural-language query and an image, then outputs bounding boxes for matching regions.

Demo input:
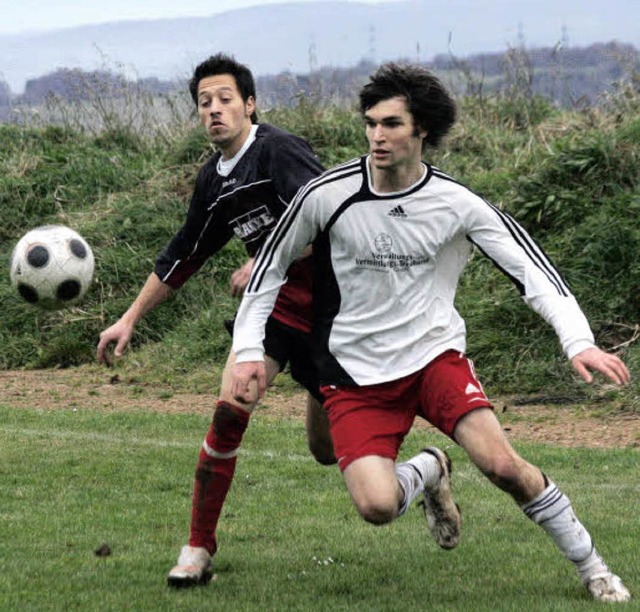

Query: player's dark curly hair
[189,53,258,123]
[359,62,456,150]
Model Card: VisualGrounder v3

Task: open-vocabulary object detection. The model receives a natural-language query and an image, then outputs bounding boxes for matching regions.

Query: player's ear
[412,122,427,141]
[245,96,256,118]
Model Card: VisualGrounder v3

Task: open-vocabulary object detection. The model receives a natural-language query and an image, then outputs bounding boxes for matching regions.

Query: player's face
[364,96,426,174]
[197,74,255,159]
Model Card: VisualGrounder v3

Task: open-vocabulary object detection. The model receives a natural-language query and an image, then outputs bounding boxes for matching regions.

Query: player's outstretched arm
[232,361,267,403]
[97,273,174,365]
[570,347,631,386]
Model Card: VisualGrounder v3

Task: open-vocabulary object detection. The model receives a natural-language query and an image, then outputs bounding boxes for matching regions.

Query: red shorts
[320,350,493,471]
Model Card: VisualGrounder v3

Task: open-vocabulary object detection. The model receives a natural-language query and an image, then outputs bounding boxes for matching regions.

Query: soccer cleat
[418,447,461,550]
[167,545,214,588]
[585,572,631,603]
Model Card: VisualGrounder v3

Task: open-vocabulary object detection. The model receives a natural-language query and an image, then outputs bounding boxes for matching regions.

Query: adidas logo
[465,382,487,404]
[388,205,408,218]
[465,382,482,395]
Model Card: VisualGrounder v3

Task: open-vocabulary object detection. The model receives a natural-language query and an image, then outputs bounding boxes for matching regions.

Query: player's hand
[230,258,255,297]
[232,361,267,403]
[571,347,630,386]
[96,320,133,366]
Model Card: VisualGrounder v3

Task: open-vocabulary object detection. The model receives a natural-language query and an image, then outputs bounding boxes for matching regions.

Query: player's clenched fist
[232,360,267,403]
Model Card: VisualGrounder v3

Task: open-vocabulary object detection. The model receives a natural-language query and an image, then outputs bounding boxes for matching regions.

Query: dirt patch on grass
[1,367,638,449]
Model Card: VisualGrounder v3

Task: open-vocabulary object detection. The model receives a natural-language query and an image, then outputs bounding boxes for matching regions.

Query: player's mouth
[372,148,391,159]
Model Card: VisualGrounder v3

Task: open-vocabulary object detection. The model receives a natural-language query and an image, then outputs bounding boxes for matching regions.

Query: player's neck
[370,159,425,193]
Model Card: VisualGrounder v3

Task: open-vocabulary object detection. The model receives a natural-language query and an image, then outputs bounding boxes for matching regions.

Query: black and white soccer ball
[10,225,95,310]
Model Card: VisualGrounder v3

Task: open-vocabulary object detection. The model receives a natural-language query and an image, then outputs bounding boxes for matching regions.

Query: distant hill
[1,0,640,95]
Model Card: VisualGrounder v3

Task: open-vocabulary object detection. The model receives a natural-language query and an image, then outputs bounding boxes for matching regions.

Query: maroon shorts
[321,350,493,471]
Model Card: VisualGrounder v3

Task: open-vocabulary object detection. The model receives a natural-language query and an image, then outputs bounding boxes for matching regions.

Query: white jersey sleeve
[462,193,595,359]
[232,183,322,363]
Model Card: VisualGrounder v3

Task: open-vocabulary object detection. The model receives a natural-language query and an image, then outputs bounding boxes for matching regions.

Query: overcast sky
[0,0,406,35]
[2,0,637,93]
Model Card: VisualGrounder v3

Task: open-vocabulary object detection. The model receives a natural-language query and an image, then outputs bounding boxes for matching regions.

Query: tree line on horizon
[0,40,638,118]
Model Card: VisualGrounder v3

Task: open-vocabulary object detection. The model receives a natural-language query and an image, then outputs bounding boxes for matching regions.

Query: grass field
[1,403,638,611]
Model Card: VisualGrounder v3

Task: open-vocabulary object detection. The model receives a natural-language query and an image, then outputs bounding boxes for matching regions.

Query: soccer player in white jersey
[231,62,631,603]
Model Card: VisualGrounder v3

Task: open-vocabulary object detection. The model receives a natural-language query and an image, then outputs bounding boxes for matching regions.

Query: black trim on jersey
[481,199,569,297]
[322,161,371,233]
[324,193,363,235]
[362,157,432,200]
[312,230,357,386]
[431,168,570,297]
[466,236,525,295]
[249,159,362,293]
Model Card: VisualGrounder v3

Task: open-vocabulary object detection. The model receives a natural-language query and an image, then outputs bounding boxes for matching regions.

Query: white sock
[521,481,609,582]
[395,451,441,517]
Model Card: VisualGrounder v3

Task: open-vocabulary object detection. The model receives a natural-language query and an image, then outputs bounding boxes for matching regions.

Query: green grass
[1,404,638,611]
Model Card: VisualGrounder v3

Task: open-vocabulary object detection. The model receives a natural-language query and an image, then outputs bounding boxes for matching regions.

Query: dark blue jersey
[154,123,324,331]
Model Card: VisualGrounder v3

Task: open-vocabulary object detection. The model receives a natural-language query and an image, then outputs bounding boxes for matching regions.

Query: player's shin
[395,450,442,516]
[189,401,251,554]
[521,479,630,602]
[521,480,608,579]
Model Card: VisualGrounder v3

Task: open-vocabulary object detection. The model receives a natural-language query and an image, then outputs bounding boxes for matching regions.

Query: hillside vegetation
[1,81,638,410]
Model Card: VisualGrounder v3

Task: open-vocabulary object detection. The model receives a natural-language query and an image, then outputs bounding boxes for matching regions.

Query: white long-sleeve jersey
[233,156,595,387]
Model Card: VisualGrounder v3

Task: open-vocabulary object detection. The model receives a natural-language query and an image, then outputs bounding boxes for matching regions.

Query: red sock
[188,401,250,555]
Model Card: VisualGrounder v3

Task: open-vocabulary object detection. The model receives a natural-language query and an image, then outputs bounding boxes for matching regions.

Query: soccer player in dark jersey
[231,62,631,603]
[96,53,335,587]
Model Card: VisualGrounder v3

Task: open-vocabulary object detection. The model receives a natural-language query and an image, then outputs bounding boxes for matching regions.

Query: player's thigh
[268,317,322,401]
[305,394,330,436]
[305,394,336,464]
[419,350,492,437]
[218,350,281,409]
[322,382,415,472]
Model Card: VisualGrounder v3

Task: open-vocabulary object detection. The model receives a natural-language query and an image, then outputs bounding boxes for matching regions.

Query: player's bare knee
[355,500,397,525]
[351,489,398,525]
